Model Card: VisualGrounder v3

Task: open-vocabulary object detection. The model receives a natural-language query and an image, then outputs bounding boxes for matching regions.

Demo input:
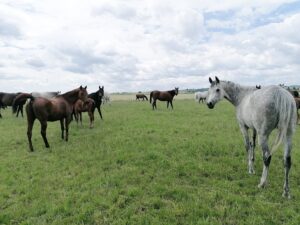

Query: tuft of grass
[0,99,299,224]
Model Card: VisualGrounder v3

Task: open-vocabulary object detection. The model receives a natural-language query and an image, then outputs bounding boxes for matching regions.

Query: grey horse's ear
[209,77,213,84]
[84,86,87,89]
[215,76,220,84]
[80,85,83,89]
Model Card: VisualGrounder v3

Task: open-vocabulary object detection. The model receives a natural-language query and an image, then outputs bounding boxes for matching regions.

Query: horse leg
[80,112,82,126]
[65,116,71,142]
[60,119,65,140]
[40,120,50,148]
[167,101,169,108]
[258,134,272,188]
[26,105,35,151]
[240,125,253,174]
[282,133,293,198]
[21,106,24,117]
[170,101,173,109]
[97,106,103,120]
[88,110,93,128]
[249,129,257,174]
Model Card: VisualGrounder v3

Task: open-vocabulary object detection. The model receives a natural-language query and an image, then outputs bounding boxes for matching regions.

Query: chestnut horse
[13,86,88,151]
[73,98,95,128]
[150,87,179,110]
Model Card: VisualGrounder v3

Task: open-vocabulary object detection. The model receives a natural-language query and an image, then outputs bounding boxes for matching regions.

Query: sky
[0,0,300,93]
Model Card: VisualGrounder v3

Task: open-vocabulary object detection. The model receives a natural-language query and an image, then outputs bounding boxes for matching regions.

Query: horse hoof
[282,192,291,199]
[257,183,267,189]
[248,170,255,175]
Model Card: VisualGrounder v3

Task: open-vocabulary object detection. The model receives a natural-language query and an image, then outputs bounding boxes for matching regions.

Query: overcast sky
[0,0,299,93]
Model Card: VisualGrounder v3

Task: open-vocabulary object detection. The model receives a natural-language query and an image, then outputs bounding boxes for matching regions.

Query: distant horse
[256,85,261,89]
[136,93,148,101]
[103,94,111,105]
[0,92,24,118]
[295,97,300,124]
[194,91,207,103]
[73,98,95,128]
[12,86,88,151]
[206,77,297,198]
[88,86,104,120]
[150,87,179,110]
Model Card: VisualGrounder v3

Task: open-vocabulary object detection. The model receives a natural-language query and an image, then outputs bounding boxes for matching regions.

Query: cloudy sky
[0,0,299,93]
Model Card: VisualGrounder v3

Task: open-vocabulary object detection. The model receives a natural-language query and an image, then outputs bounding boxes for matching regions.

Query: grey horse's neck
[221,81,256,106]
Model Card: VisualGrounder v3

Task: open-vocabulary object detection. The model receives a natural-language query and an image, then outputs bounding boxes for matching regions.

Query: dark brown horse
[0,92,24,118]
[73,98,95,128]
[150,87,179,110]
[13,86,88,151]
[136,93,148,101]
[88,86,104,121]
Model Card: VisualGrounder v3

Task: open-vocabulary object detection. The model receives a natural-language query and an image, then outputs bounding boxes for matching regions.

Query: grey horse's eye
[216,89,220,92]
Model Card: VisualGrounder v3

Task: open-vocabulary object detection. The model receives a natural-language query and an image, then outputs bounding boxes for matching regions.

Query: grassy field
[0,99,300,225]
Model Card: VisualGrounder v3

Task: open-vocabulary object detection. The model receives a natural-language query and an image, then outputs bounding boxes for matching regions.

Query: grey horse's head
[206,76,225,109]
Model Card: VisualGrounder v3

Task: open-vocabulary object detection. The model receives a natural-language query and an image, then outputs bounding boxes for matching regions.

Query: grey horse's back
[252,85,296,153]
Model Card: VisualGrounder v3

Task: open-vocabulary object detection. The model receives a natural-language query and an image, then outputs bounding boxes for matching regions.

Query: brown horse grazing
[136,93,148,101]
[150,87,179,110]
[12,86,88,151]
[73,98,95,128]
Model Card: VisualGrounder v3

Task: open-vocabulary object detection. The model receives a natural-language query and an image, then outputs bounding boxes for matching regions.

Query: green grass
[0,100,300,225]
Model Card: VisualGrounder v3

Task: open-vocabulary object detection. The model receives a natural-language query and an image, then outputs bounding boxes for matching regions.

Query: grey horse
[206,76,297,198]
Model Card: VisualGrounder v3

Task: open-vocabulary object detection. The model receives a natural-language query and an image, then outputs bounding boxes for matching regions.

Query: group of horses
[2,79,300,198]
[0,86,105,152]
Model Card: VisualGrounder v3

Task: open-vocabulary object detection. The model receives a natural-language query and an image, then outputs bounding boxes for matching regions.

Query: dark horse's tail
[12,93,34,114]
[149,92,153,103]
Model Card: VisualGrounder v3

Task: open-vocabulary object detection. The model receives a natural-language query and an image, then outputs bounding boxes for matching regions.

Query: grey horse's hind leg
[240,125,254,174]
[283,134,292,198]
[258,134,272,188]
[249,129,257,174]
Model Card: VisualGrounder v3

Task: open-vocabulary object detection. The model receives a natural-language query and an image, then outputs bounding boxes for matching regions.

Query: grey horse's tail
[270,90,297,155]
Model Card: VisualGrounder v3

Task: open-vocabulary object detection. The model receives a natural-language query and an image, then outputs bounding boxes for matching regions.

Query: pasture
[0,99,300,224]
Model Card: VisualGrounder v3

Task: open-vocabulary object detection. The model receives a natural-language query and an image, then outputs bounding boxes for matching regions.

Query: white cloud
[0,0,299,93]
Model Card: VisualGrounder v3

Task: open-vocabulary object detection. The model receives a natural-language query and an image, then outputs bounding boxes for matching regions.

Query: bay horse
[12,86,88,151]
[0,92,24,118]
[88,86,104,120]
[206,77,297,198]
[150,87,179,110]
[73,98,95,128]
[136,93,148,101]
